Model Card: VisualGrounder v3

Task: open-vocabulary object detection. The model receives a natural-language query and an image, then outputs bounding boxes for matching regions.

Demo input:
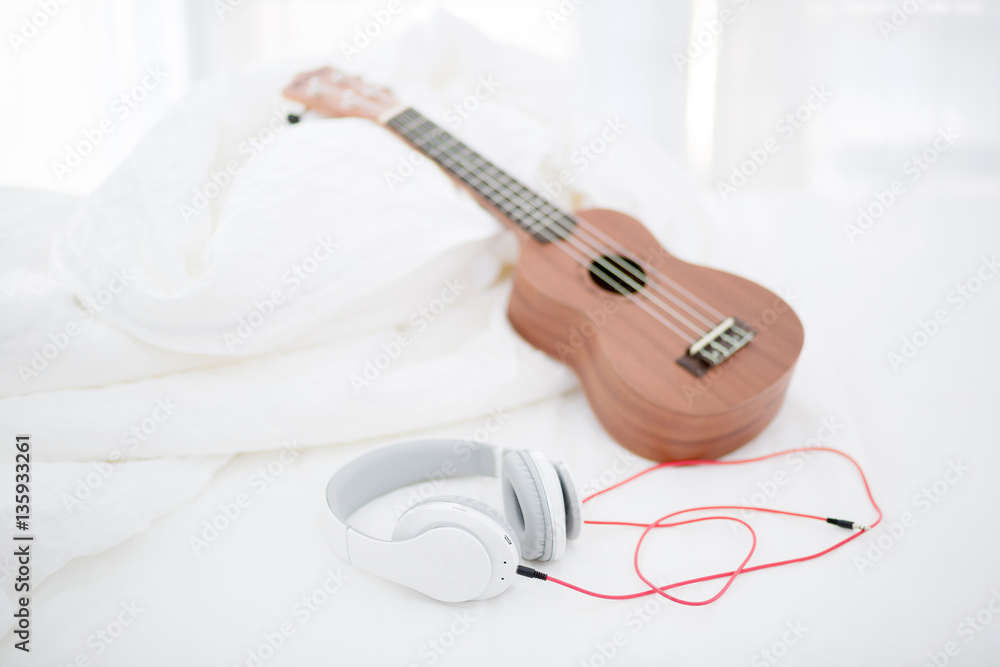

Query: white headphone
[325,439,582,602]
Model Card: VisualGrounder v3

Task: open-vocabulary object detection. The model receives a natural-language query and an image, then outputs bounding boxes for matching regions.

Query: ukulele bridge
[677,317,755,377]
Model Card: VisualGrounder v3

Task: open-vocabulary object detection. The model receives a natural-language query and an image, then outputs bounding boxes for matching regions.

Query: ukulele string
[393,111,726,336]
[395,112,702,342]
[390,110,704,341]
[456,163,725,329]
[460,148,723,329]
[560,213,725,323]
[393,110,716,342]
[387,109,726,330]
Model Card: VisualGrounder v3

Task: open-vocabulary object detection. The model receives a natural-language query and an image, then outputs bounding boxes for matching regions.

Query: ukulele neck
[384,107,575,243]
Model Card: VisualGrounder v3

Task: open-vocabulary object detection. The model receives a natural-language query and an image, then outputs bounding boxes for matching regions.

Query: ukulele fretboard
[386,108,575,243]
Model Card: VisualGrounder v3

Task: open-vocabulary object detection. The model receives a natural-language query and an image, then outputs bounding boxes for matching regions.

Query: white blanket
[1,13,998,667]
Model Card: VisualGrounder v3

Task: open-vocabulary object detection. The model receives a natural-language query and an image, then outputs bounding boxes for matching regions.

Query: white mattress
[1,17,999,667]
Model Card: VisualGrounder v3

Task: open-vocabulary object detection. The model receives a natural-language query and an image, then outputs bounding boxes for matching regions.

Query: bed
[1,18,999,667]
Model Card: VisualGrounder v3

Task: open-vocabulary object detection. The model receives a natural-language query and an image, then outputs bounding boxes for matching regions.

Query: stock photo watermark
[55,600,145,665]
[545,0,592,29]
[577,582,672,667]
[442,75,502,129]
[854,459,967,574]
[407,612,476,667]
[384,75,501,191]
[233,568,350,667]
[213,0,248,20]
[554,298,620,362]
[726,417,842,534]
[350,277,466,392]
[189,440,301,555]
[178,106,290,224]
[919,588,1000,667]
[540,117,628,201]
[683,288,798,406]
[12,435,32,653]
[339,0,406,62]
[222,235,340,352]
[15,268,135,385]
[750,620,809,667]
[60,462,116,514]
[577,448,643,498]
[60,397,181,513]
[877,0,929,40]
[51,65,168,181]
[7,0,73,53]
[844,127,958,243]
[673,0,755,72]
[716,86,832,203]
[886,254,997,371]
[390,413,508,517]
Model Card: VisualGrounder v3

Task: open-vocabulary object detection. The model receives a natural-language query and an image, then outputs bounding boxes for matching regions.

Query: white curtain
[1,0,996,195]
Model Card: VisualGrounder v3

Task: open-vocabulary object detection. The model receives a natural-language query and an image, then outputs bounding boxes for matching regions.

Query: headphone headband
[325,439,500,561]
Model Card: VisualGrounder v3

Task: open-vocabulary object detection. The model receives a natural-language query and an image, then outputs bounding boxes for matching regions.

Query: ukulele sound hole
[589,255,646,294]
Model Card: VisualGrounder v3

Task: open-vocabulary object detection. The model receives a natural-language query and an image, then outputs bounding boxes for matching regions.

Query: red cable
[544,447,882,604]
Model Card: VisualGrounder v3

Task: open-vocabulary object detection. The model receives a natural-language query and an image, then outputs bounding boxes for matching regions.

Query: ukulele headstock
[283,66,401,123]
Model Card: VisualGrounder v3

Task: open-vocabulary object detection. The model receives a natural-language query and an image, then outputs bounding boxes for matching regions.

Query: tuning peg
[307,76,321,98]
[287,109,310,124]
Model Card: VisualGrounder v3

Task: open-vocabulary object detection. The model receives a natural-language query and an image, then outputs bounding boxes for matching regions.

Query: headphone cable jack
[517,566,549,581]
[826,517,870,531]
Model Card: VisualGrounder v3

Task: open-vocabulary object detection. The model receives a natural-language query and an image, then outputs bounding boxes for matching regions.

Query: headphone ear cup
[397,495,522,558]
[554,460,583,540]
[501,451,567,562]
[393,495,520,601]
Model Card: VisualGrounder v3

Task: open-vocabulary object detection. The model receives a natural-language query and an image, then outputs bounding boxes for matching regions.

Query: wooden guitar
[283,67,804,462]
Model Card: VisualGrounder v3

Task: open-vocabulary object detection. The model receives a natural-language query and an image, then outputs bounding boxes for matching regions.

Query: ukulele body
[507,208,804,462]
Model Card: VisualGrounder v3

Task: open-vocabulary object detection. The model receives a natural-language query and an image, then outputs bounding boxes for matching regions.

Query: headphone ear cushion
[402,495,521,557]
[502,451,566,562]
[554,461,583,540]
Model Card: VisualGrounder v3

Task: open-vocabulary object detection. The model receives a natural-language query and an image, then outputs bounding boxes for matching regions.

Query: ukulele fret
[387,108,575,243]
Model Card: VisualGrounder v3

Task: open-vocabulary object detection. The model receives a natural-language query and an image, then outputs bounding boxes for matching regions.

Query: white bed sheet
[1,15,999,667]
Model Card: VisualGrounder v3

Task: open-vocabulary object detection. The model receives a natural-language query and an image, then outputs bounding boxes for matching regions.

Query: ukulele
[283,66,804,462]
